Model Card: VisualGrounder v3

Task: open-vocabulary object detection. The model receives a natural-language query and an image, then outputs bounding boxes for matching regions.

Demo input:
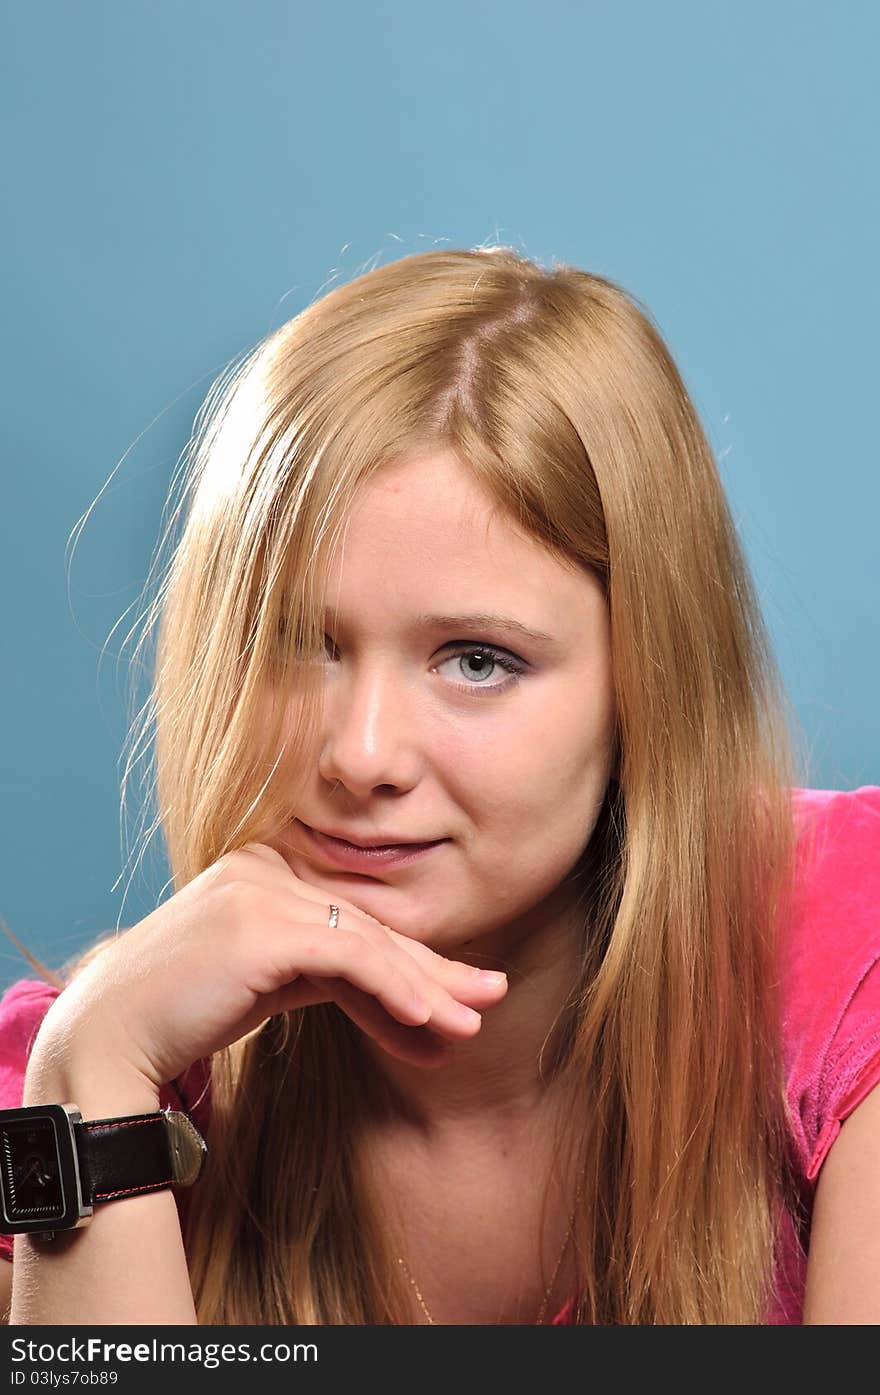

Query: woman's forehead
[330,454,592,591]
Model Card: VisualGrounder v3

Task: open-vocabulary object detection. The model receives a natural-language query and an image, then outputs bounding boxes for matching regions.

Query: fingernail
[479,971,508,986]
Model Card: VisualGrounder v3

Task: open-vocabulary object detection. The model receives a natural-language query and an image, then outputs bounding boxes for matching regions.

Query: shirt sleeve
[781,785,880,1185]
[0,977,63,1262]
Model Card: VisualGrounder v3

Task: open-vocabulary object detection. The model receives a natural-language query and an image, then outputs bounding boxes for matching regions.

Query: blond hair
[9,247,807,1322]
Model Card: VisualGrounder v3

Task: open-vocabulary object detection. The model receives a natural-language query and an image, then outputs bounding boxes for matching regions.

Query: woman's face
[275,449,617,955]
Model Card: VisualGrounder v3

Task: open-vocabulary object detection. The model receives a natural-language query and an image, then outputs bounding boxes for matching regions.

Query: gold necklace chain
[396,1199,578,1325]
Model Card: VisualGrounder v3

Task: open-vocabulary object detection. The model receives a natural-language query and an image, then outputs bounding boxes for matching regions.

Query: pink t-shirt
[3,784,879,1325]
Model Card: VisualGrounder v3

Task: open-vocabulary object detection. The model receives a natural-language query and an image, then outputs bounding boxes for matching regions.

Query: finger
[326,978,459,1069]
[325,914,491,1035]
[271,975,456,1068]
[266,921,441,1028]
[288,902,491,1036]
[382,925,510,1003]
[259,974,452,1072]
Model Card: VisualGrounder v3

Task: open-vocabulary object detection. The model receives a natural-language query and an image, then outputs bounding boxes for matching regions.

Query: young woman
[2,247,878,1324]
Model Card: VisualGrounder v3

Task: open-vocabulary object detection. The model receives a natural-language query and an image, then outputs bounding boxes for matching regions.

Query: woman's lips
[299,821,447,872]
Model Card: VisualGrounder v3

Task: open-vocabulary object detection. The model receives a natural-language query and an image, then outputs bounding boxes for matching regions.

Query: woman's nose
[316,662,421,794]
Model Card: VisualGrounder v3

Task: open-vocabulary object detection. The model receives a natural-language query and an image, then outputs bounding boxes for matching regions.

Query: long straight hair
[13,248,807,1322]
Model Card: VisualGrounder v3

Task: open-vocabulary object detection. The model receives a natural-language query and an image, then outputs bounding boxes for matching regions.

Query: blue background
[2,0,877,985]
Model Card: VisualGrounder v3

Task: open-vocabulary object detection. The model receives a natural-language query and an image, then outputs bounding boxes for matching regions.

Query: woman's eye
[437,644,526,692]
[313,636,526,693]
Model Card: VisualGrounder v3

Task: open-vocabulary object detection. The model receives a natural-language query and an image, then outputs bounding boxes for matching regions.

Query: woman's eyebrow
[321,608,565,650]
[413,612,563,650]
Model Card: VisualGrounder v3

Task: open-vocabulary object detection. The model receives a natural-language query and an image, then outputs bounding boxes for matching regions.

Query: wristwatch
[0,1103,208,1241]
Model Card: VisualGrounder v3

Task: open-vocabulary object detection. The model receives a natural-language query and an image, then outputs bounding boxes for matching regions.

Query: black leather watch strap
[75,1112,180,1205]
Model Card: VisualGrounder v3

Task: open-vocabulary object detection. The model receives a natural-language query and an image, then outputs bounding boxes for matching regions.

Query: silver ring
[328,904,339,929]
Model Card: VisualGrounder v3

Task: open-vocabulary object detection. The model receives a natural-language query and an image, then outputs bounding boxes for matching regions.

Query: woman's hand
[33,842,509,1089]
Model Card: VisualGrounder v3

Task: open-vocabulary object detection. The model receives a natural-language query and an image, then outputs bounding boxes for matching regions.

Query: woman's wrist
[23,1039,163,1117]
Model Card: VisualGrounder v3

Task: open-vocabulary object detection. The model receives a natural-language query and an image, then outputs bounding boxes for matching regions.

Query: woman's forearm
[10,1052,199,1325]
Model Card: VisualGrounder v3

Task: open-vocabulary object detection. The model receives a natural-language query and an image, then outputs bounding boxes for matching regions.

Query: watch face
[0,1104,84,1232]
